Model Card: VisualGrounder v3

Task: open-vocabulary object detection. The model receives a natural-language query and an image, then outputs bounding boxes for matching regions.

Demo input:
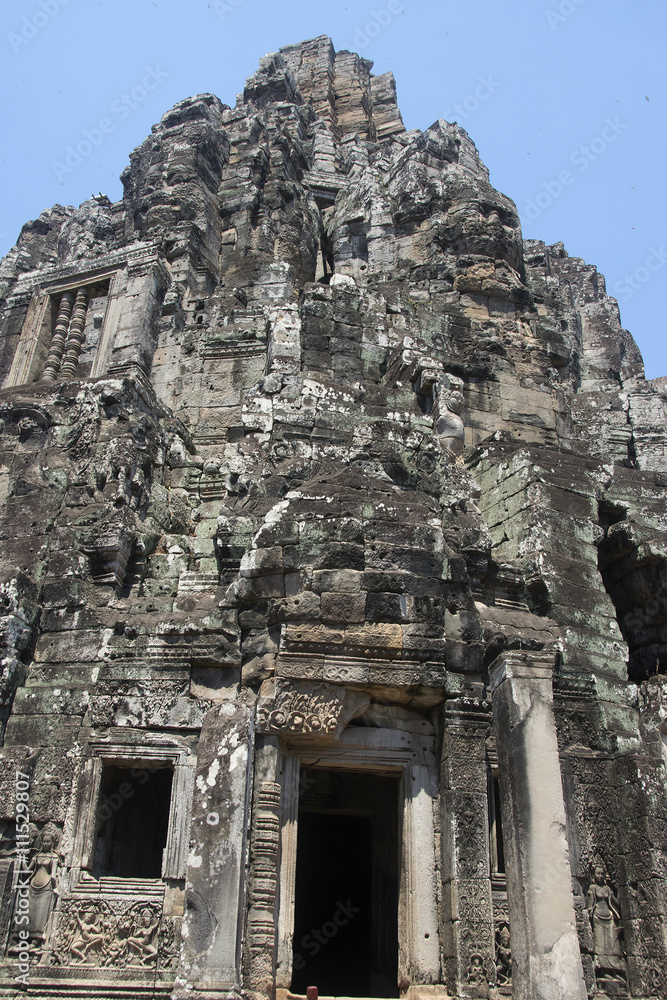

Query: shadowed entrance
[291,769,400,998]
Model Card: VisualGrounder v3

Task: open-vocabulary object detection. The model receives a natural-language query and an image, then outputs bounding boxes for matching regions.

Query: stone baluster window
[42,290,76,380]
[42,282,108,381]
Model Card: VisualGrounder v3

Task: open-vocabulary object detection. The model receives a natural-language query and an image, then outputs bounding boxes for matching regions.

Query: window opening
[93,763,173,879]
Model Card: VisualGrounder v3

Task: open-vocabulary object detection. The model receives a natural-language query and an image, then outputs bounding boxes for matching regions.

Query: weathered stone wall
[0,34,665,1000]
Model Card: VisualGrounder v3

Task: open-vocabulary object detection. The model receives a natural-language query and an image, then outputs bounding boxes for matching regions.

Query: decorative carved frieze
[47,899,177,972]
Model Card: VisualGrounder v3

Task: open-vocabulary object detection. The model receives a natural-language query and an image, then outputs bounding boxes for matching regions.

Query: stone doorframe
[274,727,442,995]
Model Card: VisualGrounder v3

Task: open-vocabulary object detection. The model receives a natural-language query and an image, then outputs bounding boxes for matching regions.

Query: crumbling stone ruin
[0,34,666,1000]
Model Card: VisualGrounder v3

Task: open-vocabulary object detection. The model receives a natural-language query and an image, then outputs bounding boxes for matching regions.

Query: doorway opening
[291,768,400,999]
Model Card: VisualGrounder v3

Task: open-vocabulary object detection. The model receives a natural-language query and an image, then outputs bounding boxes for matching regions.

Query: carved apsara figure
[467,952,490,998]
[586,864,627,983]
[69,906,106,965]
[126,909,158,966]
[27,827,60,937]
[495,923,512,987]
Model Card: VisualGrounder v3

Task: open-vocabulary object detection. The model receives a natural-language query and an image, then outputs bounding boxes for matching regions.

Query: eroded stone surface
[0,35,666,1000]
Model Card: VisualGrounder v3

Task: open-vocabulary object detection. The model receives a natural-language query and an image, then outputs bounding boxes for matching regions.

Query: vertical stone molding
[59,286,91,377]
[42,289,74,380]
[244,738,282,1000]
[490,651,587,1000]
[440,704,496,997]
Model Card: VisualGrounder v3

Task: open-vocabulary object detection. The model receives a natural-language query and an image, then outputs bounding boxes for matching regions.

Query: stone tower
[0,35,665,1000]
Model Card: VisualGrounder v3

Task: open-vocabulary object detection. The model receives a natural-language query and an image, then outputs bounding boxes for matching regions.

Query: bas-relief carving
[27,827,61,938]
[494,921,511,993]
[466,952,491,999]
[586,863,628,990]
[257,679,369,738]
[49,899,176,972]
[453,793,488,880]
[454,879,495,985]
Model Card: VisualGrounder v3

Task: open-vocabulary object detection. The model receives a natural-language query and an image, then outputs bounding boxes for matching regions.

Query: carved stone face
[41,831,55,852]
[435,192,523,271]
[594,865,606,885]
[499,926,511,948]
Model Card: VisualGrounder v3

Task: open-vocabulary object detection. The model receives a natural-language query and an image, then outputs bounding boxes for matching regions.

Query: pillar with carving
[440,700,496,996]
[244,737,282,1000]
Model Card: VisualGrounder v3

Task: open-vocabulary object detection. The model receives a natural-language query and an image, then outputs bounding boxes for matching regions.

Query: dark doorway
[93,763,173,879]
[291,769,400,998]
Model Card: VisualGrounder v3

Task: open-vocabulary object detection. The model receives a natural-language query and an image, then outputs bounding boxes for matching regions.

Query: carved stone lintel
[257,679,369,738]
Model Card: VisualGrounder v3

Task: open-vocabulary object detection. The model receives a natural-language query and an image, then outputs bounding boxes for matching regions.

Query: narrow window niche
[488,763,506,884]
[93,762,173,880]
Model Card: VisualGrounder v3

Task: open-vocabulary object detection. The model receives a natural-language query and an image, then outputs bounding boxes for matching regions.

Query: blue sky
[1,0,664,377]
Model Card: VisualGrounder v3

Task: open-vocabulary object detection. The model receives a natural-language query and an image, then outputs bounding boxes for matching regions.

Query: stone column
[400,763,441,988]
[440,701,496,997]
[490,651,587,1000]
[59,287,90,378]
[42,290,74,380]
[177,702,253,999]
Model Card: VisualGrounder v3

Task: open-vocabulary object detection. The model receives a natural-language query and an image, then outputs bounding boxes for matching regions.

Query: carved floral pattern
[257,680,365,735]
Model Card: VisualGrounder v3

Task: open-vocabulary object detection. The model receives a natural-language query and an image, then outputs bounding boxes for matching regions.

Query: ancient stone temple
[0,34,666,1000]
